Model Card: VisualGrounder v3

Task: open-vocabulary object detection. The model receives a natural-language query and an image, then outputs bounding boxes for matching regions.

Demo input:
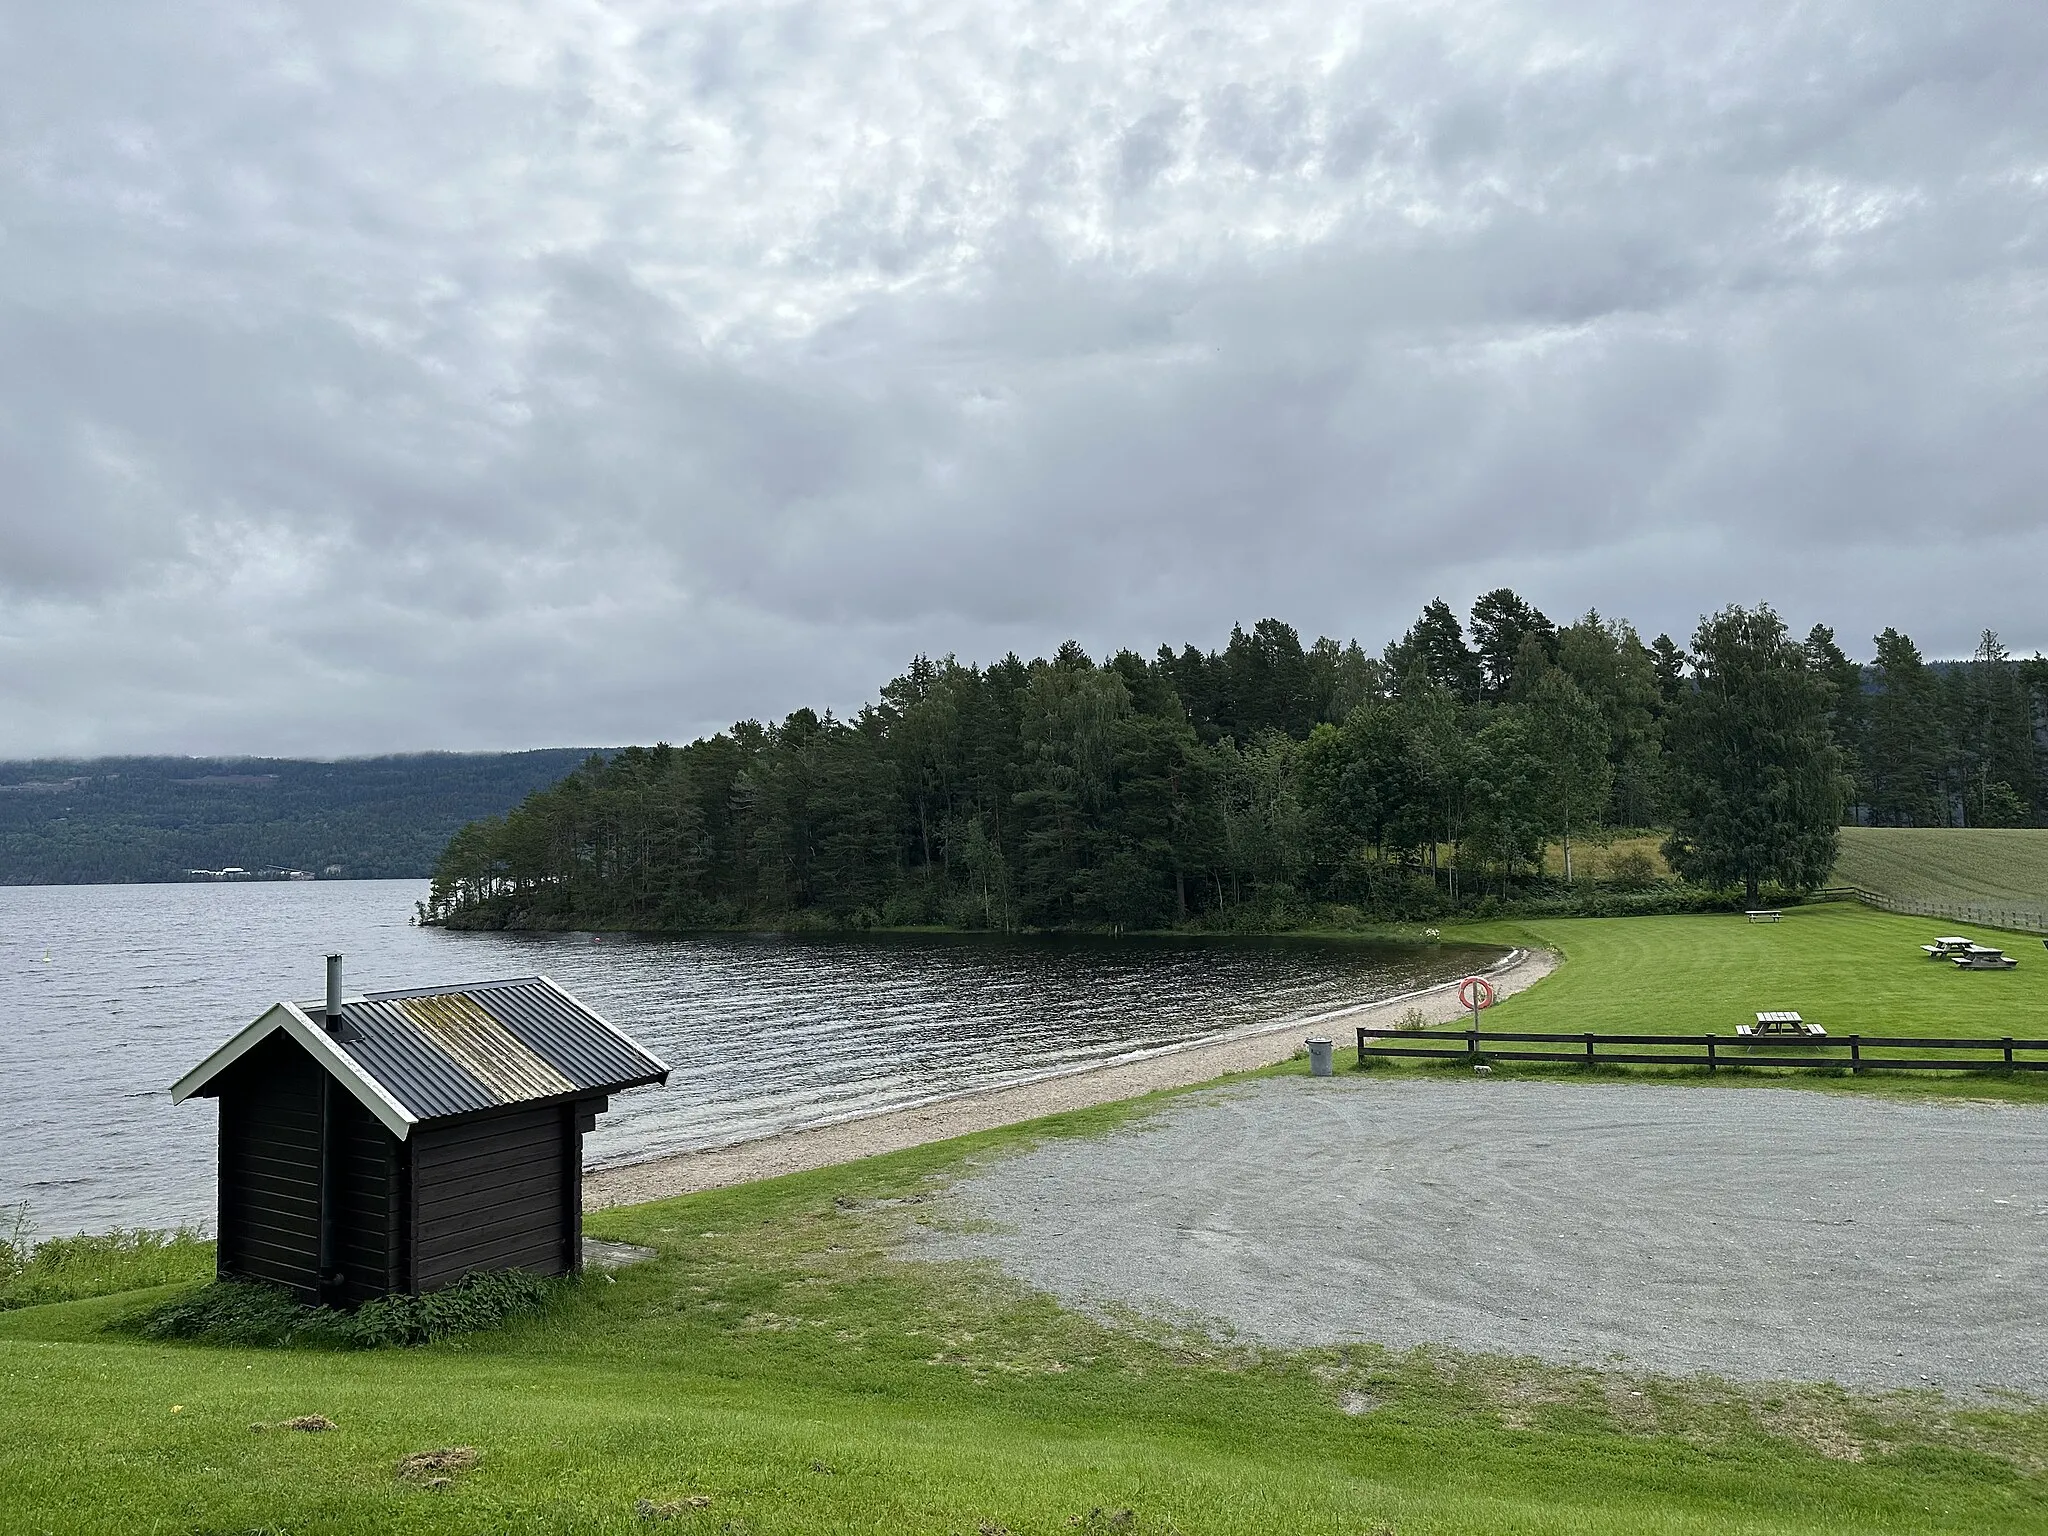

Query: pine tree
[1384,599,1482,702]
[1469,589,1555,702]
[1946,631,2038,827]
[1864,629,1947,826]
[1801,625,1868,817]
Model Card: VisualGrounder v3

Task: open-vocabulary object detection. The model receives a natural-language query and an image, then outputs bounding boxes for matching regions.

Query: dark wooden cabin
[172,962,667,1306]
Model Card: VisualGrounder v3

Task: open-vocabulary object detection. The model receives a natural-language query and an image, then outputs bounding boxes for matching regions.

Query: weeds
[118,1268,562,1348]
[0,1209,214,1310]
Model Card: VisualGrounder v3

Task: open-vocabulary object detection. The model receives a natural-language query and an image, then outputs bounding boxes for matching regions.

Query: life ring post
[1457,976,1496,1045]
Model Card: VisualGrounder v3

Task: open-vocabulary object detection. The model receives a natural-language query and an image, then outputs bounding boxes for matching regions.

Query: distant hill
[1833,827,2048,926]
[0,751,602,884]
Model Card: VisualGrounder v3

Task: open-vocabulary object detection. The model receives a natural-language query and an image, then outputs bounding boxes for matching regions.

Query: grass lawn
[1835,827,2048,924]
[1430,901,2048,1101]
[5,903,2048,1534]
[1458,901,2044,1039]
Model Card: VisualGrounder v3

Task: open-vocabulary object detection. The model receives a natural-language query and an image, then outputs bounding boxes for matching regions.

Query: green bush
[119,1269,562,1349]
[0,1220,216,1310]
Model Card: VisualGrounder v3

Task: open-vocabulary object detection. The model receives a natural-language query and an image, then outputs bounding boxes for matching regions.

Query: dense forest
[0,751,596,884]
[425,597,2048,933]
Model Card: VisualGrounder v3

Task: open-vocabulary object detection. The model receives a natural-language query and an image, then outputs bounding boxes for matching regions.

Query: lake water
[0,880,1497,1237]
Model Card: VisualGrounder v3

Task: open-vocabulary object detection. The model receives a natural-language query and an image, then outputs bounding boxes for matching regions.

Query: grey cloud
[1,0,2045,756]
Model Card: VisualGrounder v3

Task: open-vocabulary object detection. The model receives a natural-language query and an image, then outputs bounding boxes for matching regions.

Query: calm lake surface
[0,880,1498,1236]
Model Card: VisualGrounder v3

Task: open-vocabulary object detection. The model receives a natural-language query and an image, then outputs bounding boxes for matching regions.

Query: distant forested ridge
[0,751,598,884]
[427,599,2048,932]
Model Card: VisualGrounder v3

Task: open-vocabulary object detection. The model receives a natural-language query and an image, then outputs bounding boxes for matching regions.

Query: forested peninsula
[426,596,2048,934]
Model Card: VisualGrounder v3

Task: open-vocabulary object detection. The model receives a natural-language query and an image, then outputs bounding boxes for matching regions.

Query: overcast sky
[2,0,2044,758]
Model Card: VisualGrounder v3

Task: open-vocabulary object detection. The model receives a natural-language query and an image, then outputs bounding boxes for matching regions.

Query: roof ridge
[347,976,548,1004]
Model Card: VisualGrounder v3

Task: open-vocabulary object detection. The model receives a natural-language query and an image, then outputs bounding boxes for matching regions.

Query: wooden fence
[1357,1026,2048,1073]
[1816,885,2048,936]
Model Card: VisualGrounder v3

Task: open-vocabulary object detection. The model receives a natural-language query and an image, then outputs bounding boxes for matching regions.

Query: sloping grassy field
[4,904,2048,1534]
[1834,827,2048,924]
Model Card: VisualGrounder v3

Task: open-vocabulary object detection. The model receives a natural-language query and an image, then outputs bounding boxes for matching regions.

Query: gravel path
[918,1076,2048,1396]
[584,946,1550,1209]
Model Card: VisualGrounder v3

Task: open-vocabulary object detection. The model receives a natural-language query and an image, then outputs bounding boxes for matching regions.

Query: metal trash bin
[1306,1037,1334,1077]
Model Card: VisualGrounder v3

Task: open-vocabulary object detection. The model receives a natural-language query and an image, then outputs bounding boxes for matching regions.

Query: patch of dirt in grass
[636,1494,713,1519]
[1298,1343,2048,1475]
[396,1446,481,1488]
[1066,1509,1141,1532]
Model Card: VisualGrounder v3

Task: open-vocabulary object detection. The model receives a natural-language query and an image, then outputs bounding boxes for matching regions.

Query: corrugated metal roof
[319,976,666,1124]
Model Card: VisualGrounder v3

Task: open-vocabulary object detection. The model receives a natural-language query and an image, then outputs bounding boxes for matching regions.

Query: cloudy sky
[3,0,2044,757]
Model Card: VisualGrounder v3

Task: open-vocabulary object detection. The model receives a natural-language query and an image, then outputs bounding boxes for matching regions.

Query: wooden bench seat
[1739,1011,1825,1039]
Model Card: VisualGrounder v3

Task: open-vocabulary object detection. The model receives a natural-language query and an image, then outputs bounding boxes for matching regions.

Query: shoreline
[583,945,1558,1209]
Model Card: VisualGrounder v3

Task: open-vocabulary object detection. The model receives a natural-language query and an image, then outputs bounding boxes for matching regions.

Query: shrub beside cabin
[172,958,668,1306]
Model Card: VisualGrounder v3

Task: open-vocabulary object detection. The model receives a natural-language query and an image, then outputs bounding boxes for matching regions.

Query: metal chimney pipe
[325,953,344,1033]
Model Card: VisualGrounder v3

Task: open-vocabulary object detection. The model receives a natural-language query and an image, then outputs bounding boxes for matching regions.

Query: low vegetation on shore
[5,904,2048,1531]
[0,1222,213,1311]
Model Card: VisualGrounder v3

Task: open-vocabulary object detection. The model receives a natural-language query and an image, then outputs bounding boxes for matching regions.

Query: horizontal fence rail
[1815,885,2048,936]
[1358,1026,2048,1074]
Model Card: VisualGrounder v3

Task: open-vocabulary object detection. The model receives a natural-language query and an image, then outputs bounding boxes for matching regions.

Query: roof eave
[535,974,672,1081]
[169,1001,420,1141]
[407,1070,668,1132]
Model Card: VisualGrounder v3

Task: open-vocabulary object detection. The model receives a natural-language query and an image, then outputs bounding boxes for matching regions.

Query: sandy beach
[584,944,1556,1208]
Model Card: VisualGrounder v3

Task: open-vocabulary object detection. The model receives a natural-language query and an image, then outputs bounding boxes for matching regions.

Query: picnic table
[1922,936,1974,958]
[1745,910,1782,923]
[1738,1010,1826,1040]
[1952,945,2017,971]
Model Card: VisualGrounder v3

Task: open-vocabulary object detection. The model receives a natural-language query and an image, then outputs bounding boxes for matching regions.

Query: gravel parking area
[919,1077,2048,1395]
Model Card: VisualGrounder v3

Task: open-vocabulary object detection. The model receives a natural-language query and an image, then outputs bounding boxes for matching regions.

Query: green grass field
[1427,901,2048,1099]
[1466,901,2047,1039]
[1834,827,2048,925]
[5,904,2048,1534]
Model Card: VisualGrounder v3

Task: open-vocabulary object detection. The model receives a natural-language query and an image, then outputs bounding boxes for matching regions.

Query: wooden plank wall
[409,1103,571,1292]
[333,1094,405,1306]
[217,1033,323,1299]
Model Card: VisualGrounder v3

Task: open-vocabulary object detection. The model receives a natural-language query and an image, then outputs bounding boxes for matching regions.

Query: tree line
[425,598,2048,932]
[0,751,595,884]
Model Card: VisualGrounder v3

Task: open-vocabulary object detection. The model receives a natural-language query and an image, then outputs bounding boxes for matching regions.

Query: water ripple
[0,880,1494,1234]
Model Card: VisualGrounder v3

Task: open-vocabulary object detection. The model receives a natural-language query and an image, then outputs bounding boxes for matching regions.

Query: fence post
[1850,1035,1861,1074]
[1467,1026,1478,1062]
[2005,1037,2015,1068]
[1707,1035,1717,1072]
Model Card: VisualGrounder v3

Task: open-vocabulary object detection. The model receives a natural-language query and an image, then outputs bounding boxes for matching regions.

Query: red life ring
[1458,976,1495,1011]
